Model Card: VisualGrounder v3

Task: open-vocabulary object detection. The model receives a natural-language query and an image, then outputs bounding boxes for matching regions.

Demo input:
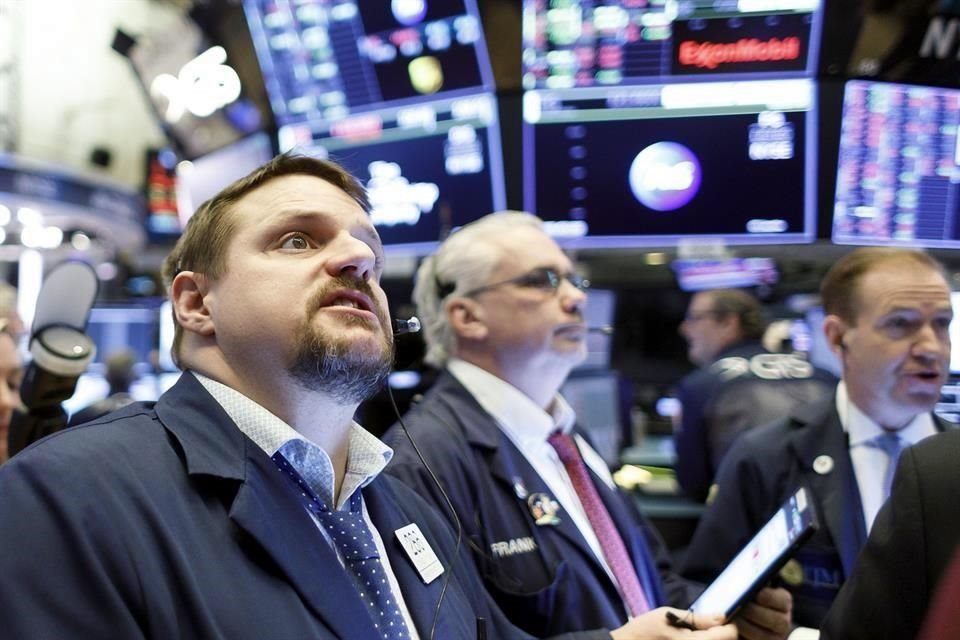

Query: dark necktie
[547,430,651,617]
[272,447,412,640]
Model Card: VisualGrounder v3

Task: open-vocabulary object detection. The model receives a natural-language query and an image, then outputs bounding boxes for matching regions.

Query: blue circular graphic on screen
[392,0,428,25]
[628,142,702,211]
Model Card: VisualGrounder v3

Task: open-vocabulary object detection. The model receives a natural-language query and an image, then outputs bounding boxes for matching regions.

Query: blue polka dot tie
[273,450,411,640]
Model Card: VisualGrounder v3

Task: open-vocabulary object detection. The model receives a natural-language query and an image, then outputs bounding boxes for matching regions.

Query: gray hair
[414,211,544,367]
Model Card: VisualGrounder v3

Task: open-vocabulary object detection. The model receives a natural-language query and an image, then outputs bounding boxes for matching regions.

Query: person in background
[0,280,25,341]
[683,247,953,630]
[0,320,23,464]
[0,153,562,639]
[68,348,139,426]
[386,212,792,640]
[674,288,834,502]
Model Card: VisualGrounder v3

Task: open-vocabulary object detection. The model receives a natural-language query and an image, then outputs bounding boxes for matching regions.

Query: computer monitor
[285,96,506,252]
[833,80,960,248]
[85,305,161,367]
[672,257,779,291]
[243,0,505,252]
[176,132,275,225]
[243,0,495,127]
[523,0,824,88]
[524,78,818,247]
[576,288,616,371]
[562,371,628,467]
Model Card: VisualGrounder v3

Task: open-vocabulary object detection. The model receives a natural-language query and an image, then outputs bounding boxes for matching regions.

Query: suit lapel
[229,447,381,640]
[363,481,473,639]
[788,405,866,577]
[156,374,381,640]
[436,373,604,567]
[487,430,603,568]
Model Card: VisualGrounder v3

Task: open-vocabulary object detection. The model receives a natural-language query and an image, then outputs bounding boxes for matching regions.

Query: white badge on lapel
[395,523,444,584]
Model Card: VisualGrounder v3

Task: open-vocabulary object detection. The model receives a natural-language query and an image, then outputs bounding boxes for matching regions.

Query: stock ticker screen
[523,78,817,246]
[833,80,960,248]
[244,0,494,123]
[522,0,823,89]
[243,0,504,251]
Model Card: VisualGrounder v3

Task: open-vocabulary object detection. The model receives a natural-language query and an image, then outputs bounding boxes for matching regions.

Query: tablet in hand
[688,486,817,620]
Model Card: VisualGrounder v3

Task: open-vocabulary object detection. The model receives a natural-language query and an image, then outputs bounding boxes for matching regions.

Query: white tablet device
[688,486,818,621]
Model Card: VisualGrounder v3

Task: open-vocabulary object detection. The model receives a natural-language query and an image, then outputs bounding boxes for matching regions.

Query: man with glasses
[386,212,792,640]
[674,289,833,502]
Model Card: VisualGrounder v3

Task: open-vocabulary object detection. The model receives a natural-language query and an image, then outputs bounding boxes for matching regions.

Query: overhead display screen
[522,0,823,89]
[524,78,817,246]
[243,0,504,252]
[833,80,960,248]
[244,0,495,126]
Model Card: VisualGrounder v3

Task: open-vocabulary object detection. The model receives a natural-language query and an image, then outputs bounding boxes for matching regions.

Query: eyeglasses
[683,309,722,323]
[446,267,590,299]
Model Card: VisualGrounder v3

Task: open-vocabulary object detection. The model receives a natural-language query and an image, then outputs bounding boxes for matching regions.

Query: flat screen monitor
[281,93,506,252]
[575,288,616,371]
[243,0,495,127]
[524,78,817,247]
[522,0,823,89]
[561,371,627,467]
[672,257,779,291]
[176,132,276,225]
[85,305,160,367]
[832,80,960,248]
[145,148,182,242]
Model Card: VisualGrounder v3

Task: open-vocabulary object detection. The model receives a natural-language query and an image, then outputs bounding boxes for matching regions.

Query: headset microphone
[393,317,422,336]
[588,326,614,335]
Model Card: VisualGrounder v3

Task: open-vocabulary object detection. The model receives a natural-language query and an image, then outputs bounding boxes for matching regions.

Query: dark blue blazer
[683,392,951,628]
[0,372,533,639]
[386,371,698,638]
[821,429,960,640]
[675,341,836,501]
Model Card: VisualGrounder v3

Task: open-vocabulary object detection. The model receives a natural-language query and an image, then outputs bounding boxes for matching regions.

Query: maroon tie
[547,430,650,617]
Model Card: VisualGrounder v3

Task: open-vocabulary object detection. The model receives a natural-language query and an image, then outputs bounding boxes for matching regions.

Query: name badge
[395,523,444,584]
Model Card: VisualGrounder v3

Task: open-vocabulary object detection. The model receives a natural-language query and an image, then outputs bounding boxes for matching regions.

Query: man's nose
[325,231,377,281]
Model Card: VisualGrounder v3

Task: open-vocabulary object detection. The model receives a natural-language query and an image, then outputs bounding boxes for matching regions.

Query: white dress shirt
[836,380,938,531]
[447,358,632,611]
[195,373,420,639]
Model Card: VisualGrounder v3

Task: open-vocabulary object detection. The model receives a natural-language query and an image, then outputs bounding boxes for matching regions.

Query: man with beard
[0,155,579,639]
[386,212,793,640]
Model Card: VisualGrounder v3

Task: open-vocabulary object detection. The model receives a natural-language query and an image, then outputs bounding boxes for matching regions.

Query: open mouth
[319,290,374,314]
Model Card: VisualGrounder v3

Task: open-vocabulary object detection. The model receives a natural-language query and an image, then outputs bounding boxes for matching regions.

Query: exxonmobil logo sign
[678,37,802,70]
[670,13,811,74]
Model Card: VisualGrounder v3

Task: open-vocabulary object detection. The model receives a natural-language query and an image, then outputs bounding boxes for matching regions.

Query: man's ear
[170,271,215,337]
[446,297,488,342]
[822,314,848,358]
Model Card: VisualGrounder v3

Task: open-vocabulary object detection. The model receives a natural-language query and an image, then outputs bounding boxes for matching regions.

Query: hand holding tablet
[669,487,816,634]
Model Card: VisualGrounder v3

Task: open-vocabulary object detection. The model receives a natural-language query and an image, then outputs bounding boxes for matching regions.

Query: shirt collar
[447,358,575,447]
[193,372,392,510]
[836,379,937,447]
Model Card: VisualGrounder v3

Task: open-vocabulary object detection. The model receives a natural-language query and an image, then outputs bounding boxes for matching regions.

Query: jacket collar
[155,371,248,481]
[154,372,384,639]
[426,371,503,449]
